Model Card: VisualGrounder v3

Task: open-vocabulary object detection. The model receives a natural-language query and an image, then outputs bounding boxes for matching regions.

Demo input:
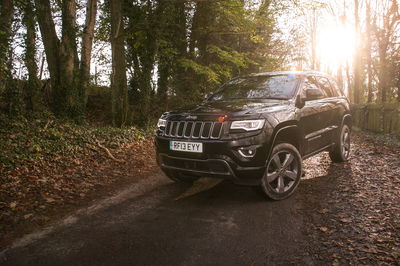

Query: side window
[302,76,327,100]
[329,78,343,96]
[317,77,337,97]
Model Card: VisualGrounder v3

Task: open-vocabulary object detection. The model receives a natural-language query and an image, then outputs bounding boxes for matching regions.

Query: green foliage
[178,58,220,85]
[1,0,302,127]
[207,45,254,69]
[0,112,147,171]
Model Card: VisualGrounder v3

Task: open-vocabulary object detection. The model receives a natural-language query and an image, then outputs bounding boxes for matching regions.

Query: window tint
[302,76,327,99]
[209,75,300,101]
[317,77,337,97]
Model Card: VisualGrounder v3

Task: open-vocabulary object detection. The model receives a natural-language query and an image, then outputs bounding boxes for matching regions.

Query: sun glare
[316,25,356,71]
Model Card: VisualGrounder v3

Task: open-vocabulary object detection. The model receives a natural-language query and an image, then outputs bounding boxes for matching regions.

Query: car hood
[171,99,291,117]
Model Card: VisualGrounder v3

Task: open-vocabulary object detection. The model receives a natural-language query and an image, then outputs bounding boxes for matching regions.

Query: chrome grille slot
[201,122,212,138]
[163,120,223,139]
[177,122,185,137]
[171,121,178,136]
[211,122,223,139]
[184,122,194,137]
[165,121,172,135]
[192,122,202,138]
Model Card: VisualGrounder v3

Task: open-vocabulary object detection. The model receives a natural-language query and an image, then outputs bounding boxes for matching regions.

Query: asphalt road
[0,173,314,266]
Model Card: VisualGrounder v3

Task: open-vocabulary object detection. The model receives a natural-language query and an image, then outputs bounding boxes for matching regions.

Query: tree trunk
[34,0,60,91]
[353,0,362,104]
[110,0,128,127]
[365,1,373,103]
[79,0,97,106]
[59,0,80,116]
[378,44,389,103]
[0,0,14,91]
[23,0,40,111]
[34,0,83,118]
[311,8,318,70]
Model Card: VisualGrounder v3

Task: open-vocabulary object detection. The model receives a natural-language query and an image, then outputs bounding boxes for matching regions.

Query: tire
[329,124,351,163]
[260,143,302,200]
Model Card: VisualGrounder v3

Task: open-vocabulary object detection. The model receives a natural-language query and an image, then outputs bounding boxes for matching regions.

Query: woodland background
[0,0,399,128]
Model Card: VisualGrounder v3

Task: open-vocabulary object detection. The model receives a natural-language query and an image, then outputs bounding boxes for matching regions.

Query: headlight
[230,119,265,131]
[157,118,167,128]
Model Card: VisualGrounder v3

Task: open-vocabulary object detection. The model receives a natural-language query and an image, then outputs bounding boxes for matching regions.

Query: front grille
[164,121,223,139]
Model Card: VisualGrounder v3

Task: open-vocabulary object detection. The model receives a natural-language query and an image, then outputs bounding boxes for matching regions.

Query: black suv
[155,71,351,200]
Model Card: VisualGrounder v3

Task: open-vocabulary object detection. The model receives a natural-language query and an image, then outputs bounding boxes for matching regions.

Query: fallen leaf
[340,218,352,223]
[317,208,329,214]
[319,227,329,233]
[45,197,55,203]
[23,213,33,219]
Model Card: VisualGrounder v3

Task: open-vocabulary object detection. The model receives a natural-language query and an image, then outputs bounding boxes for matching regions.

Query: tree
[79,0,98,107]
[372,0,399,103]
[365,0,374,103]
[34,0,97,118]
[22,0,40,111]
[110,0,128,127]
[0,0,14,92]
[34,0,77,116]
[353,0,362,103]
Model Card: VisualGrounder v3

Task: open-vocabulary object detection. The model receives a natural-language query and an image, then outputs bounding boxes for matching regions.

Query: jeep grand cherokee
[155,71,351,200]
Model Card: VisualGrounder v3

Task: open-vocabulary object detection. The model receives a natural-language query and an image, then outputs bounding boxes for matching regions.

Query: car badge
[185,115,197,120]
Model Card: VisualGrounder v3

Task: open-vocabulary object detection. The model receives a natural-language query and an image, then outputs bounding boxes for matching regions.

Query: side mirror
[305,88,323,101]
[295,94,305,109]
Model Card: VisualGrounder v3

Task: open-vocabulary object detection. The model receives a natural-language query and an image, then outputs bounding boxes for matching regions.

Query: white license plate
[170,141,203,153]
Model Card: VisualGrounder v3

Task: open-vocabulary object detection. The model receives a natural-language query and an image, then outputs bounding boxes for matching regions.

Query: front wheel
[329,124,351,163]
[260,143,302,200]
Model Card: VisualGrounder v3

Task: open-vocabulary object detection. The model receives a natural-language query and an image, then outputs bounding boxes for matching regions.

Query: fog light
[238,147,257,158]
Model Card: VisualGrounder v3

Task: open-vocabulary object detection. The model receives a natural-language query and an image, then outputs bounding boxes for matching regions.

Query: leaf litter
[299,132,400,265]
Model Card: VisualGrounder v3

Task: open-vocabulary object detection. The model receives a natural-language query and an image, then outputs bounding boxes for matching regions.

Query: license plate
[170,141,203,153]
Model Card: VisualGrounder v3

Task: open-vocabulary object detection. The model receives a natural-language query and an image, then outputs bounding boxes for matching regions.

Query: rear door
[298,75,330,155]
[315,76,342,143]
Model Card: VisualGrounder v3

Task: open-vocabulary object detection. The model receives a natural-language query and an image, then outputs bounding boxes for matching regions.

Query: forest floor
[298,131,400,264]
[0,113,157,248]
[0,117,399,264]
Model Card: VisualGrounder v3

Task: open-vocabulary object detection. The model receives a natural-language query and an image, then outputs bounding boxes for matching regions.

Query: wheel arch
[267,121,302,161]
[342,113,352,129]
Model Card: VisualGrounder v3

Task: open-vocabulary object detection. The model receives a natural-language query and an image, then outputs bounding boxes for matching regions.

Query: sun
[316,24,356,72]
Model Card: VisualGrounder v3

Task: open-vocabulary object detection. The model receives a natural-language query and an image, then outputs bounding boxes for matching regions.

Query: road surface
[0,172,314,266]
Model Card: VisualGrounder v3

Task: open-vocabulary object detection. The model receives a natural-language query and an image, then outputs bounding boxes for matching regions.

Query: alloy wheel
[266,151,299,193]
[341,127,351,159]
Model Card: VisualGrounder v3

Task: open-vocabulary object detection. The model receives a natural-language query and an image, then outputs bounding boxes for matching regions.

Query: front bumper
[155,133,271,185]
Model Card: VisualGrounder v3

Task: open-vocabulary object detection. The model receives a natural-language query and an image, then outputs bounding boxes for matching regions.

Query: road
[2,132,399,265]
[0,173,313,266]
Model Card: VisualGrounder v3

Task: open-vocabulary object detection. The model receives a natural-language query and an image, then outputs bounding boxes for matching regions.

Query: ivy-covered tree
[34,0,97,119]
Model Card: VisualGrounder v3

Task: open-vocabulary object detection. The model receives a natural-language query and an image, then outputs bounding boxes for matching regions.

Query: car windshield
[209,74,300,101]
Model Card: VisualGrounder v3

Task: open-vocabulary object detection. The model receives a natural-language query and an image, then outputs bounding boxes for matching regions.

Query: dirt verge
[0,138,158,249]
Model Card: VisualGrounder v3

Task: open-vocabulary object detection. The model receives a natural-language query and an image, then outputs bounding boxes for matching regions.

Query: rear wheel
[329,124,350,162]
[260,143,302,200]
